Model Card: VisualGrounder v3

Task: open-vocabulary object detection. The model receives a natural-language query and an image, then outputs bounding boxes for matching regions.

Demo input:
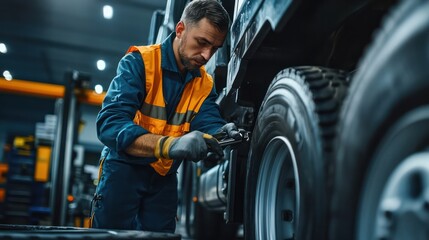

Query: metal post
[51,71,89,226]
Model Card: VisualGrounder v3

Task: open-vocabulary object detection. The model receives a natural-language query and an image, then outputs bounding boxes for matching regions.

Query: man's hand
[221,122,241,140]
[154,131,223,162]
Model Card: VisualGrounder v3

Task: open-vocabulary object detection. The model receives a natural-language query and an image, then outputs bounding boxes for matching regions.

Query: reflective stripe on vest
[127,45,214,176]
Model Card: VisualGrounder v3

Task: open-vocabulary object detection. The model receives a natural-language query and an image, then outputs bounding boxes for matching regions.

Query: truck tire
[244,67,348,240]
[0,224,180,239]
[329,0,429,239]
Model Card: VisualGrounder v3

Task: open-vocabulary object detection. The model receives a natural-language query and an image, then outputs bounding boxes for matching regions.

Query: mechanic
[90,0,239,233]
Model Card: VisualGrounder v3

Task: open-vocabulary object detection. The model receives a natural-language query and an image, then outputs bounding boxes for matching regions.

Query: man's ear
[176,21,185,38]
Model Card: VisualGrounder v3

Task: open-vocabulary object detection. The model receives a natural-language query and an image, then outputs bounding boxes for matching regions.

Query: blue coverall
[91,33,226,232]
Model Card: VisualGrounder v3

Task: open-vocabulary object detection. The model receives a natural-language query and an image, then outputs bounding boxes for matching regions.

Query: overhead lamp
[0,43,7,54]
[97,59,106,71]
[94,84,104,94]
[103,5,114,19]
[3,70,12,80]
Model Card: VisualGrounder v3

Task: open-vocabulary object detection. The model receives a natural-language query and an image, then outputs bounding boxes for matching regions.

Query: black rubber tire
[244,67,348,240]
[0,224,181,239]
[329,0,429,239]
[178,161,238,240]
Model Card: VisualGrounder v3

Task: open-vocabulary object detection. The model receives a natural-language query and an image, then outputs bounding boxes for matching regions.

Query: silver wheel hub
[377,152,429,239]
[255,137,300,240]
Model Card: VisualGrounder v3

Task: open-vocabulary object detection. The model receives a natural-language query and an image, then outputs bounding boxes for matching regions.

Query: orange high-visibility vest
[127,45,214,176]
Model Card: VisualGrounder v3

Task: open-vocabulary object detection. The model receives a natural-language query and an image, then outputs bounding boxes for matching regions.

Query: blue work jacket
[96,33,226,167]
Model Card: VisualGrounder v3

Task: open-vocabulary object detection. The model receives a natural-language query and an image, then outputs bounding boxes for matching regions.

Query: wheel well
[235,0,398,111]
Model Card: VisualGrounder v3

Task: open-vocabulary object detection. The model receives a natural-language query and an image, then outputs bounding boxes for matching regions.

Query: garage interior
[1,0,428,239]
[0,0,168,228]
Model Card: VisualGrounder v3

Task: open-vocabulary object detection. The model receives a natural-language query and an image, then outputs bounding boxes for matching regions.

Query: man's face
[176,18,227,71]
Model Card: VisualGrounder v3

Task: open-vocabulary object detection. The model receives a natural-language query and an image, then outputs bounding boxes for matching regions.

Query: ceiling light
[94,84,104,94]
[0,43,7,54]
[3,70,12,80]
[103,5,114,19]
[97,59,106,71]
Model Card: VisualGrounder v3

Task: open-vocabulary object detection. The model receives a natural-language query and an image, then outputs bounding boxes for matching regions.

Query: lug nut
[282,209,294,222]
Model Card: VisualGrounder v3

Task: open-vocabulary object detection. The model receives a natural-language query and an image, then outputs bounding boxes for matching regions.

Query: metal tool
[214,129,250,148]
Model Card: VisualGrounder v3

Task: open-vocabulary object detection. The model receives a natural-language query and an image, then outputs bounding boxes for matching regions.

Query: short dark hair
[181,0,230,33]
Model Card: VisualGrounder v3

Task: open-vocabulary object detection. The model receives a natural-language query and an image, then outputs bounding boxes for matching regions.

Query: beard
[178,49,196,70]
[178,46,200,70]
[178,37,205,70]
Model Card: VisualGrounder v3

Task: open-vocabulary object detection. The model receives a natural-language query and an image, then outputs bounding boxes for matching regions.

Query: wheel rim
[376,152,429,239]
[255,136,300,240]
[357,106,429,240]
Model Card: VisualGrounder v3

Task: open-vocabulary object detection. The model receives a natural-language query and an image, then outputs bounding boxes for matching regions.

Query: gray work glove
[154,131,223,162]
[220,122,241,140]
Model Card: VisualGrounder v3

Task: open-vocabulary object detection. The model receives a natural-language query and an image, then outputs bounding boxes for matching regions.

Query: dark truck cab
[151,0,429,239]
